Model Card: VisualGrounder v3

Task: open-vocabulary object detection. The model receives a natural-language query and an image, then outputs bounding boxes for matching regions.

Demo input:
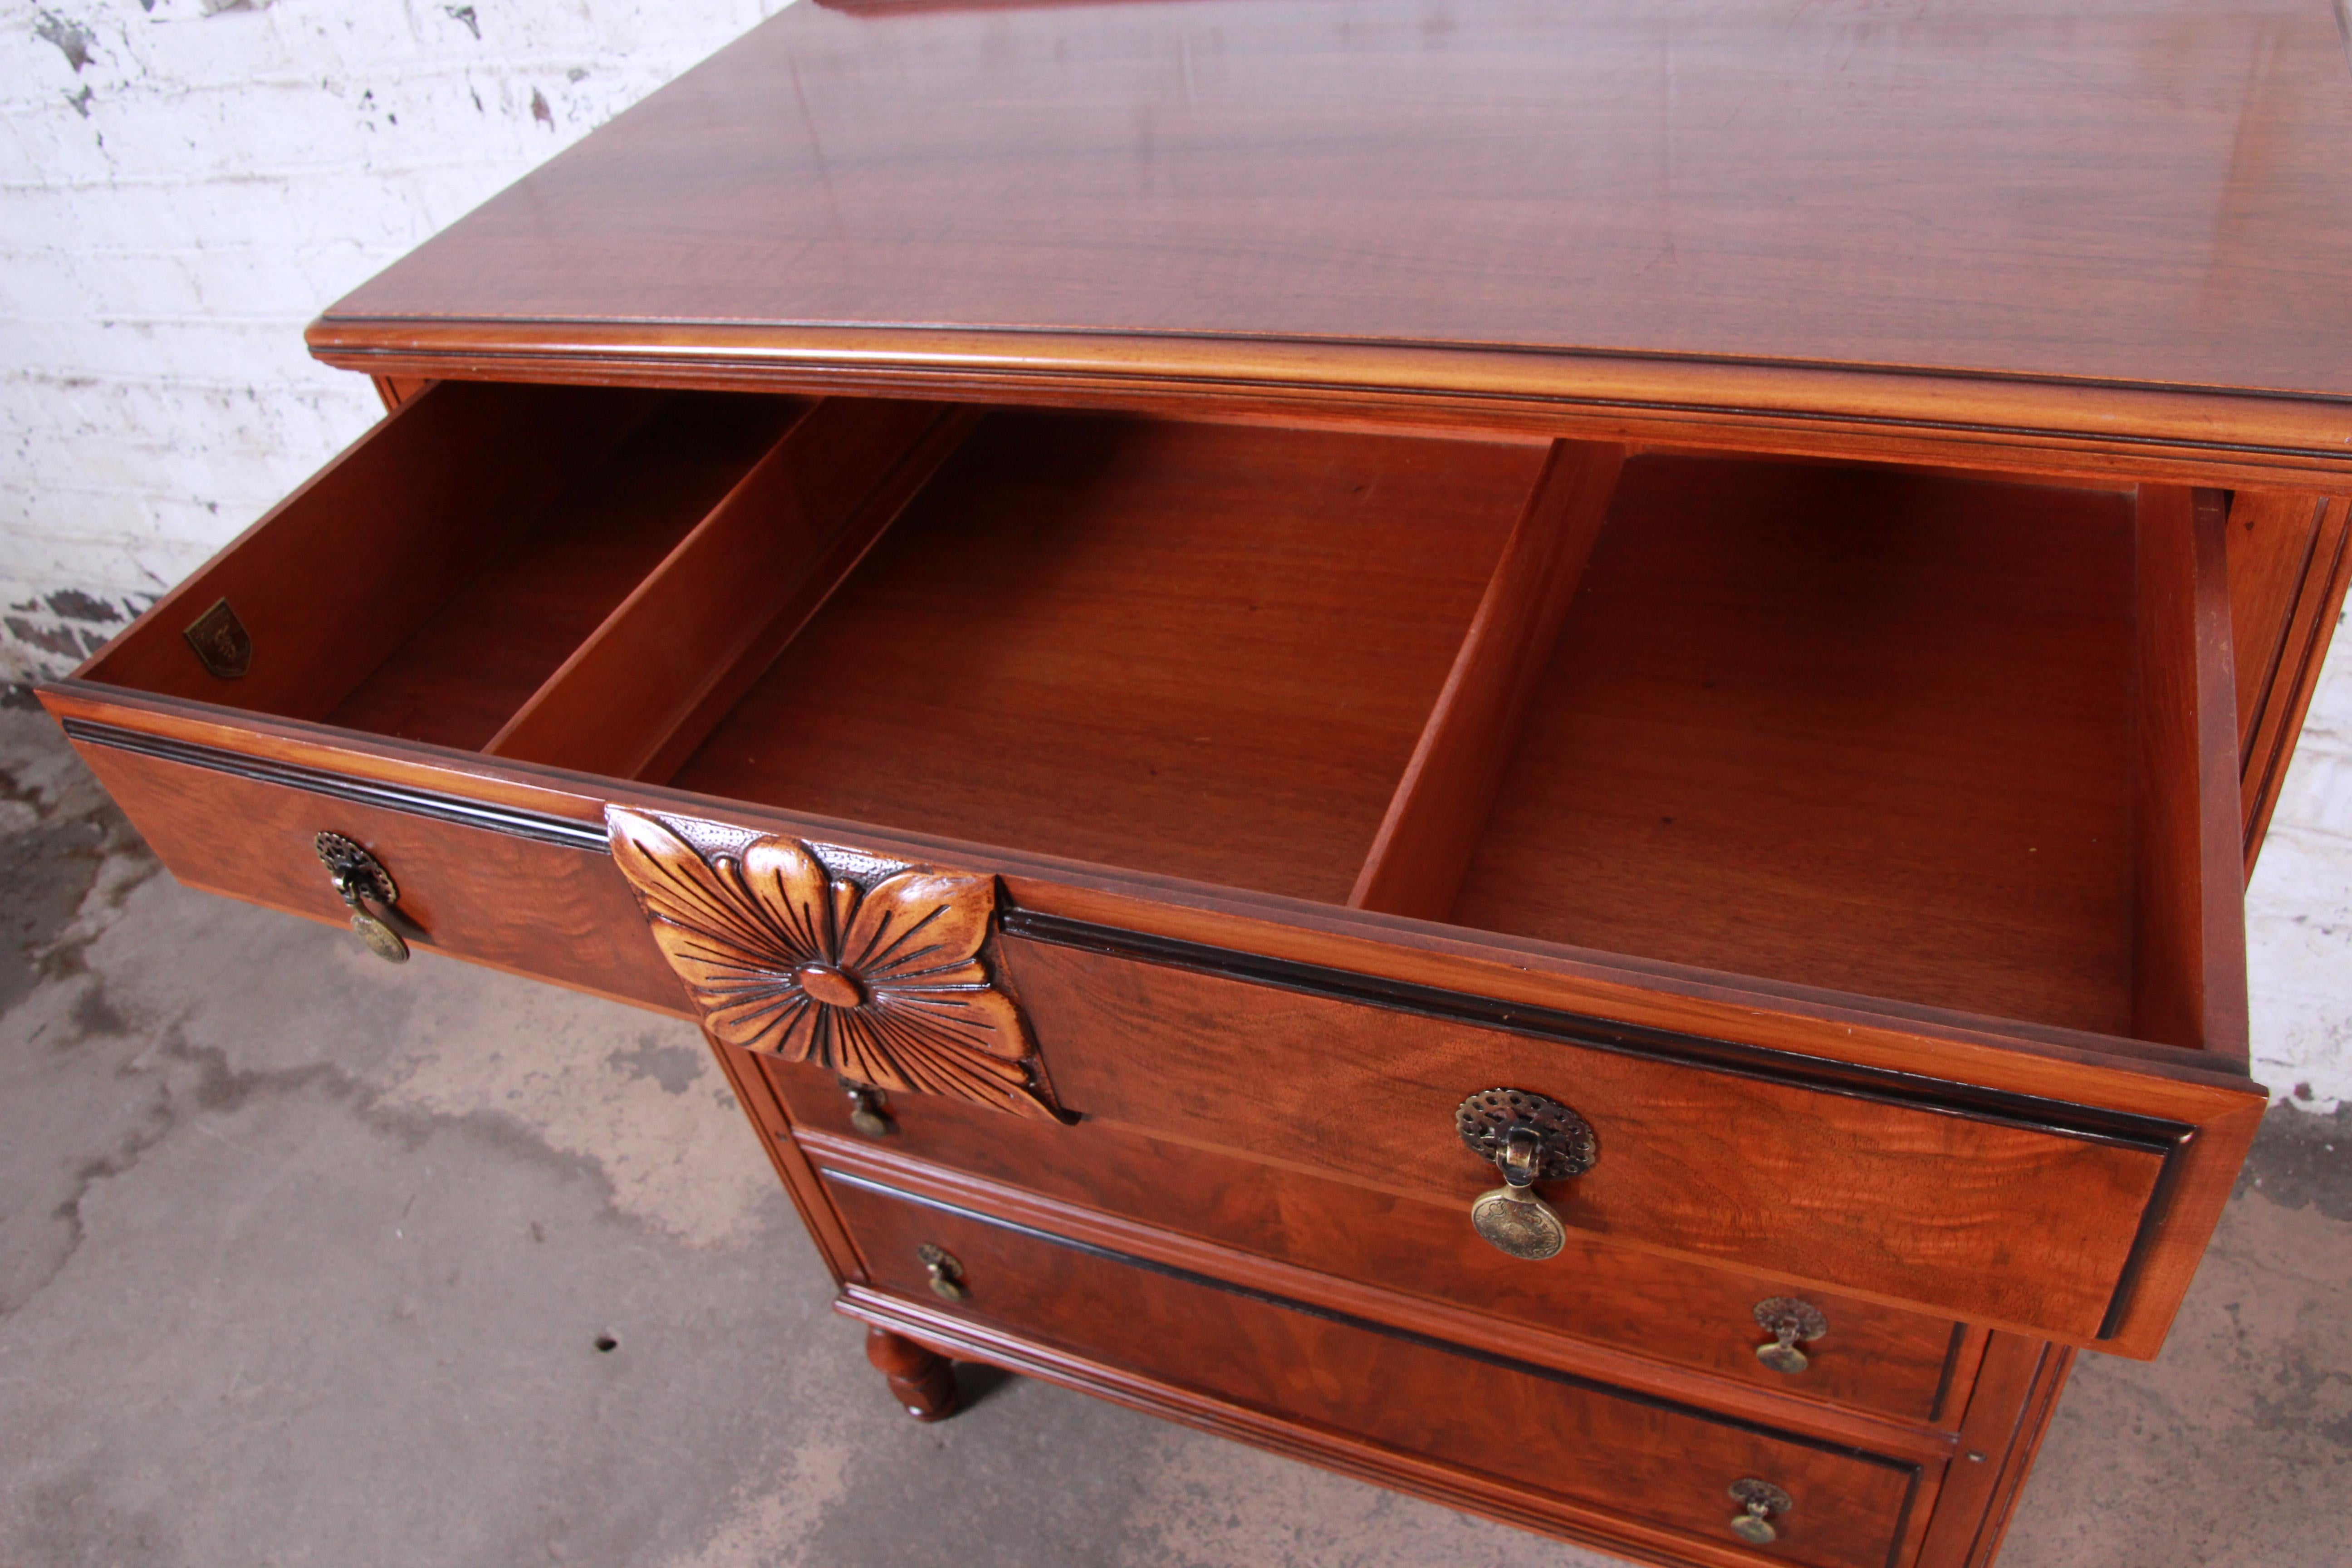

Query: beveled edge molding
[302,318,2352,482]
[606,806,1069,1123]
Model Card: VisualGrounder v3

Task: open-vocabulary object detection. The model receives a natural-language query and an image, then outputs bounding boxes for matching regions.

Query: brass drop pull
[1728,1479,1793,1546]
[1456,1088,1597,1261]
[1752,1297,1828,1374]
[314,833,412,963]
[843,1082,895,1139]
[917,1243,967,1301]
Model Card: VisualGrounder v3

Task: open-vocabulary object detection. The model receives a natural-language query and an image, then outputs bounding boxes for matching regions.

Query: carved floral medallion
[607,807,1064,1121]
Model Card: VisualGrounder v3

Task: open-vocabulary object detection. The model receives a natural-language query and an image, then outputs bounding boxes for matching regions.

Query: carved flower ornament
[607,807,1064,1121]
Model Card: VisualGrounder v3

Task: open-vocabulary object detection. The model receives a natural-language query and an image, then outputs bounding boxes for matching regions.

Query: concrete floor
[2,693,2347,1568]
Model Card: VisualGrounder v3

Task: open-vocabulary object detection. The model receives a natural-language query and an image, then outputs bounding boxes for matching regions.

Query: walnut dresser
[39,2,2352,1564]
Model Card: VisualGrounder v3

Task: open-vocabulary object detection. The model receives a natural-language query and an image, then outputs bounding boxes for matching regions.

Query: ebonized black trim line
[59,719,609,853]
[822,1167,1921,1481]
[1000,907,2195,1344]
[1927,1323,1973,1428]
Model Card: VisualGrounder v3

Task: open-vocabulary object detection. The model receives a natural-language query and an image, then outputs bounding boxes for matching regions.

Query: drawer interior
[666,411,1537,899]
[324,392,802,750]
[1451,458,2141,1035]
[83,381,2238,1053]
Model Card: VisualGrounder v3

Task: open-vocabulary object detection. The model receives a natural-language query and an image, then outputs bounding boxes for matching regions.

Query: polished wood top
[312,0,2352,451]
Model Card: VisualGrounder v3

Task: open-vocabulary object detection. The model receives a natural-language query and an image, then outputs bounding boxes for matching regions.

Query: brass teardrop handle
[843,1081,895,1139]
[1752,1297,1828,1374]
[1728,1479,1793,1546]
[1455,1088,1597,1261]
[917,1243,967,1301]
[314,832,415,963]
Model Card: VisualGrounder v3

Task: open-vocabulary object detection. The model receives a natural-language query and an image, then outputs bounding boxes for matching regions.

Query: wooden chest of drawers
[41,3,2352,1564]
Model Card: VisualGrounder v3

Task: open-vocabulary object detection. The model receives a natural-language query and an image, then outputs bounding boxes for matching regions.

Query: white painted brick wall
[2248,632,2352,1111]
[1,0,784,665]
[6,0,2349,1108]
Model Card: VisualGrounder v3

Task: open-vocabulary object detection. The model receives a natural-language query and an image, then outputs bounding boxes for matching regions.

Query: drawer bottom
[825,1171,1926,1568]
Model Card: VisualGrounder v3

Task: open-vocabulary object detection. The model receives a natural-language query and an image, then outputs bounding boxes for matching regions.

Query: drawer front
[64,734,682,1011]
[830,1173,1921,1568]
[765,1057,1965,1425]
[996,928,2184,1347]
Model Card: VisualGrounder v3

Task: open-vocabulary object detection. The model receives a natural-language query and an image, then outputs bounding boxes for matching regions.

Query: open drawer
[40,379,2266,1357]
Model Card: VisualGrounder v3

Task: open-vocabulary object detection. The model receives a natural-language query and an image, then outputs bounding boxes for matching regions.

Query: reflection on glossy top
[326,0,2352,397]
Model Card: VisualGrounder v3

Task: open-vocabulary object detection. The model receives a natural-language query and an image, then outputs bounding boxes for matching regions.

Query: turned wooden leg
[865,1326,958,1422]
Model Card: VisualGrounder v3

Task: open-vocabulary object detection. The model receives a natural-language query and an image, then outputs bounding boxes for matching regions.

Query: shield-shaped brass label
[182,597,251,679]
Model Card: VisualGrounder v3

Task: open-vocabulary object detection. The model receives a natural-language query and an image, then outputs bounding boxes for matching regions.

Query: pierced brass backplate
[182,597,251,679]
[1752,1297,1829,1375]
[1728,1478,1793,1546]
[1455,1088,1597,1180]
[1456,1088,1597,1261]
[314,832,411,963]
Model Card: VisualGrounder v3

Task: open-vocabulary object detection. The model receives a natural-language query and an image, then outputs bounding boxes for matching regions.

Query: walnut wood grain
[671,411,1535,902]
[369,375,431,412]
[860,1279,1906,1568]
[780,1072,1967,1431]
[309,319,2352,492]
[36,677,2258,1084]
[1350,438,1627,920]
[78,381,662,724]
[59,738,684,1012]
[1450,456,2148,1038]
[42,5,2352,1556]
[311,0,2352,466]
[1912,1335,2077,1568]
[39,675,2272,1105]
[2225,491,2329,763]
[807,1135,1970,1468]
[998,933,2185,1350]
[831,1174,1919,1568]
[2128,487,2246,1055]
[35,679,2267,1360]
[485,398,966,777]
[2239,495,2352,866]
[328,392,807,751]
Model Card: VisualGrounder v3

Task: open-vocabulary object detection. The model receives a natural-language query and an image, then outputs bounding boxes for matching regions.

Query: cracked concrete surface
[1,700,2347,1568]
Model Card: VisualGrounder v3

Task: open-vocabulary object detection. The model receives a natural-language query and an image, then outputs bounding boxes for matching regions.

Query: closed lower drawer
[986,931,2185,1348]
[829,1171,1924,1568]
[766,1055,1968,1426]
